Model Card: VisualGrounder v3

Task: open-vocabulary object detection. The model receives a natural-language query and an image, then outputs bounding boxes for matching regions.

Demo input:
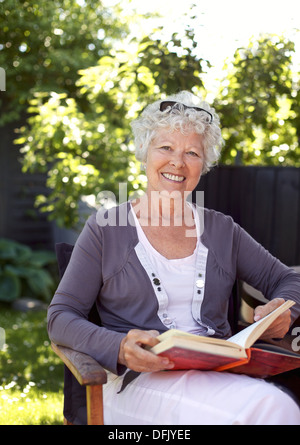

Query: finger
[260,325,289,340]
[128,329,160,348]
[142,330,161,347]
[137,331,175,370]
[121,330,174,372]
[259,310,291,339]
[125,343,174,372]
[254,297,285,321]
[138,351,174,372]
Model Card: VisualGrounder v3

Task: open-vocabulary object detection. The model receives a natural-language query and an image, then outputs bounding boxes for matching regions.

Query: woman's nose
[169,152,185,168]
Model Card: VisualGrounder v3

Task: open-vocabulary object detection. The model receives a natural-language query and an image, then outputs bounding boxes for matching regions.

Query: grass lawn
[0,303,64,425]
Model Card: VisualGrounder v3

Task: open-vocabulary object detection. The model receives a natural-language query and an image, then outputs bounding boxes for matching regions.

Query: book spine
[214,349,251,372]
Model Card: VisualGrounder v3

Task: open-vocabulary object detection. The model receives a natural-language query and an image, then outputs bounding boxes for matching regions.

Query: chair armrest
[240,281,268,308]
[51,342,107,386]
[238,281,267,325]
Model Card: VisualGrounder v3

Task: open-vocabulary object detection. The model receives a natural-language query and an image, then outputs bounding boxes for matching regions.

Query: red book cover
[228,346,300,378]
[157,345,300,377]
[157,347,247,371]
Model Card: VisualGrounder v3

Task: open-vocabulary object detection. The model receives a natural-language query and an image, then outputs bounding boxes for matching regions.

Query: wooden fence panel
[195,166,300,267]
[271,168,300,265]
[0,121,53,249]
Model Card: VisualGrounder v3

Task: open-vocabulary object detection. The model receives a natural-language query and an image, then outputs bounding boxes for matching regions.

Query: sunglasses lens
[159,101,176,111]
[159,101,213,123]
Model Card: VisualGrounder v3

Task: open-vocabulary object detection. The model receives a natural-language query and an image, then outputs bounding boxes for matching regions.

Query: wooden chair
[51,243,107,425]
[51,342,107,425]
[51,243,300,425]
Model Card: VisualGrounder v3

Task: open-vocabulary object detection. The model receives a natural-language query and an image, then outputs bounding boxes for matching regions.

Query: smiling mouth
[162,173,186,183]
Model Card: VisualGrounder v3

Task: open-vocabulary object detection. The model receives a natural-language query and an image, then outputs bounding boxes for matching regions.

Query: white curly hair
[130,90,223,174]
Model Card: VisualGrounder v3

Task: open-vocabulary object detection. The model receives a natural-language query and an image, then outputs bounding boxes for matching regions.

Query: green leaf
[27,251,56,268]
[0,238,32,263]
[4,264,37,277]
[0,272,21,302]
[26,269,55,301]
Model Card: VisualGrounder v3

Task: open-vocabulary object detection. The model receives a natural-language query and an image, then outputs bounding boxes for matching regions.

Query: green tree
[0,0,129,124]
[215,34,300,166]
[16,27,208,227]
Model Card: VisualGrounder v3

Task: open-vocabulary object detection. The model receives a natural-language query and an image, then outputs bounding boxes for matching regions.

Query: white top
[131,202,208,335]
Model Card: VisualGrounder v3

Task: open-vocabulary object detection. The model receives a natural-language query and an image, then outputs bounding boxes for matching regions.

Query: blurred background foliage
[0,0,130,124]
[0,307,63,424]
[214,35,300,166]
[0,238,56,303]
[1,0,300,228]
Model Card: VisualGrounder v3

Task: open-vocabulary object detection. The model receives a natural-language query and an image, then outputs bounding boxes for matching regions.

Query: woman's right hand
[118,329,174,373]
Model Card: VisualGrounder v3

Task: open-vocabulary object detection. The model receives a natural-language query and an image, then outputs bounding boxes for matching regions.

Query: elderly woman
[48,90,300,425]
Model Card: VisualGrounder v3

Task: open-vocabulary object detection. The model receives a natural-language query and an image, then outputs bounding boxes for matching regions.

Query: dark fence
[0,120,53,250]
[195,166,300,267]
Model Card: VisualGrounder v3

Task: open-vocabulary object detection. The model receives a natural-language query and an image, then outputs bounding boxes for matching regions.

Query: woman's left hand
[253,297,291,340]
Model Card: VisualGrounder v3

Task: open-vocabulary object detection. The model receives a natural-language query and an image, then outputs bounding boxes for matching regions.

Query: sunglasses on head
[159,101,213,124]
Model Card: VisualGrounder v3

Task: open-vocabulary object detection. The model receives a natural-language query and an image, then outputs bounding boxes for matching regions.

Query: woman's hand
[253,297,291,340]
[118,329,174,372]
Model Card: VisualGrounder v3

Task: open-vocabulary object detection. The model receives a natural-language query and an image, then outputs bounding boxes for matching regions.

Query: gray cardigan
[47,201,300,375]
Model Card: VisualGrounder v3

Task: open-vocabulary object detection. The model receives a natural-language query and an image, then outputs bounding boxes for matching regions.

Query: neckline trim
[130,201,200,262]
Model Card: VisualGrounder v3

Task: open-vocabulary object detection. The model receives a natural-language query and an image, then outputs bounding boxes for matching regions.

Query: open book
[150,300,300,377]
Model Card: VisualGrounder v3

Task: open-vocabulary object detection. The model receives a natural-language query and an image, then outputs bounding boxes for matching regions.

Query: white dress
[102,206,300,425]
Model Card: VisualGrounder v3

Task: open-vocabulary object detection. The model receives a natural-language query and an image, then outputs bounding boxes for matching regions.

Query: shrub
[0,238,57,303]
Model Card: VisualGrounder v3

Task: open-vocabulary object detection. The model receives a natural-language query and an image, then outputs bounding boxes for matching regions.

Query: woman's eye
[160,146,171,150]
[187,151,198,157]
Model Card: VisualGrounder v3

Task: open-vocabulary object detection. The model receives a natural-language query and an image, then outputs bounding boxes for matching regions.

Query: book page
[228,300,295,349]
[227,314,270,348]
[156,329,241,349]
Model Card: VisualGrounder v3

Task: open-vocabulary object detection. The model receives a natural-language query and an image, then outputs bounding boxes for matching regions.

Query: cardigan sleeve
[235,222,300,324]
[47,213,126,375]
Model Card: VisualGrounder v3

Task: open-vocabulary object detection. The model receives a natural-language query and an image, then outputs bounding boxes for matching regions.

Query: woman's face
[145,127,204,198]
